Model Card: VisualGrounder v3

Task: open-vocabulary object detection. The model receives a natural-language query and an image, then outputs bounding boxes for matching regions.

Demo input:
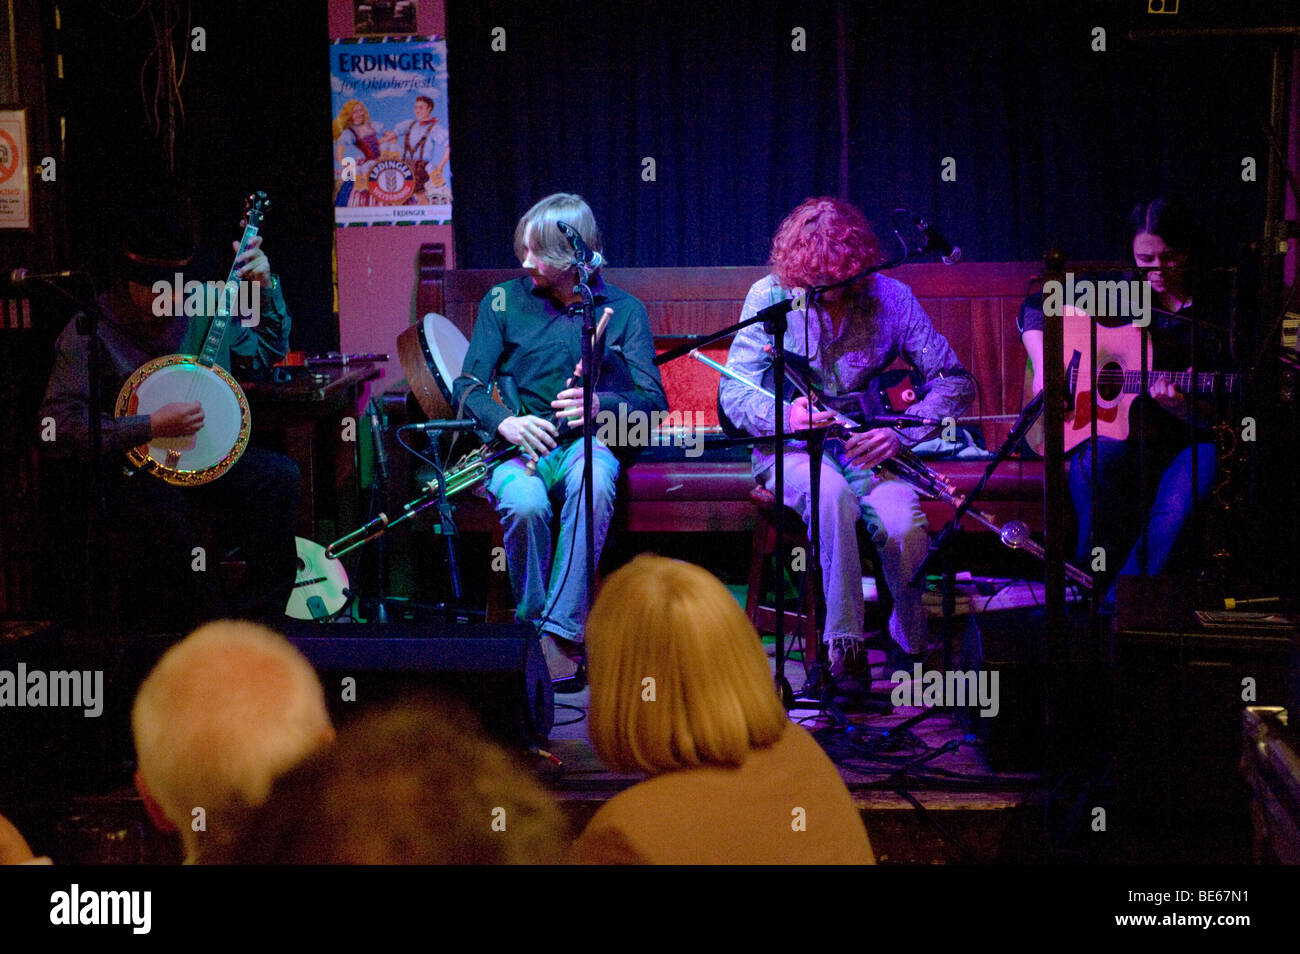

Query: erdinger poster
[330,36,451,226]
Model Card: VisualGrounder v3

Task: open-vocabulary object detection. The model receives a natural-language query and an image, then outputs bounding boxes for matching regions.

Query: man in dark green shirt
[452,194,666,685]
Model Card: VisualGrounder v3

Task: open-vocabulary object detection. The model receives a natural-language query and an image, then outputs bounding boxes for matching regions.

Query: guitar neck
[1070,368,1238,395]
[196,219,262,369]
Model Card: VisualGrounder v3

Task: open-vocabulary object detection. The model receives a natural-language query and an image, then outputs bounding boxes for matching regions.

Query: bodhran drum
[397,312,470,420]
[116,355,250,486]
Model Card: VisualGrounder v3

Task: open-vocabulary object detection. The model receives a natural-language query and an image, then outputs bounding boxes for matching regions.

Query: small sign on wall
[0,108,31,230]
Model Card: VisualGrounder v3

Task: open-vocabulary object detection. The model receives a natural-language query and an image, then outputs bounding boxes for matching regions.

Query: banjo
[114,192,268,486]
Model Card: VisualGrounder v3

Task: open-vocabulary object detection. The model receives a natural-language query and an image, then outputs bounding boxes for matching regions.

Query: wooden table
[242,363,382,541]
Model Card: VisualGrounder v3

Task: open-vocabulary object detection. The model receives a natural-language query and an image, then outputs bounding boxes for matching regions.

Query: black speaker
[961,605,1103,771]
[1112,578,1293,847]
[283,621,554,750]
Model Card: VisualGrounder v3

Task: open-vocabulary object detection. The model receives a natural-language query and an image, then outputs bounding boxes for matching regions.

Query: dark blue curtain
[56,1,336,354]
[448,0,1293,269]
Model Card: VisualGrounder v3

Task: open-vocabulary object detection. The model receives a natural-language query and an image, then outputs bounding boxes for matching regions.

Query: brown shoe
[539,632,583,682]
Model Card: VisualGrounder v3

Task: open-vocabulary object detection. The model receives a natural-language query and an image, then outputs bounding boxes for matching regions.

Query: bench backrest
[416,244,1042,446]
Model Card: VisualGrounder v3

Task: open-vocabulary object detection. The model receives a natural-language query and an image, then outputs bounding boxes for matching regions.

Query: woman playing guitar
[1020,197,1230,610]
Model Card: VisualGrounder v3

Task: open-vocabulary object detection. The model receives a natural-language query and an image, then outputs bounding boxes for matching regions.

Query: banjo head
[116,355,251,486]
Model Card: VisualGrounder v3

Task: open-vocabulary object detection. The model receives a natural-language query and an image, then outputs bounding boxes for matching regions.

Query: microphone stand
[907,390,1048,685]
[366,398,391,623]
[78,302,106,639]
[656,293,800,706]
[36,276,109,639]
[426,427,464,621]
[572,262,599,614]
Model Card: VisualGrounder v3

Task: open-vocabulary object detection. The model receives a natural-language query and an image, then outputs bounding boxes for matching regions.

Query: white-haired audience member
[131,620,334,863]
[573,555,875,864]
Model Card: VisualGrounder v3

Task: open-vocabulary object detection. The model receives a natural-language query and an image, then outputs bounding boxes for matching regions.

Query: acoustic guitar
[1024,305,1237,456]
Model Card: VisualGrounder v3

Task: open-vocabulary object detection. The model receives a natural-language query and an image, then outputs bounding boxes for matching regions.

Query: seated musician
[38,190,300,627]
[1020,197,1225,610]
[450,193,667,688]
[720,197,974,676]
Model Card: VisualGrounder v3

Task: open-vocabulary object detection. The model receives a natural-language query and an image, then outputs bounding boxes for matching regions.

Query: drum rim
[418,311,467,402]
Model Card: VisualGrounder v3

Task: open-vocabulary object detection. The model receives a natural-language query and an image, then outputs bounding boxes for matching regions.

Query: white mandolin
[285,537,351,621]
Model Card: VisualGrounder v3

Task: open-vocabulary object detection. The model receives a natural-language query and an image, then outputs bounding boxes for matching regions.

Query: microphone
[556,221,603,270]
[367,400,389,486]
[403,419,479,432]
[914,217,962,265]
[755,297,795,334]
[8,267,84,287]
[852,413,946,428]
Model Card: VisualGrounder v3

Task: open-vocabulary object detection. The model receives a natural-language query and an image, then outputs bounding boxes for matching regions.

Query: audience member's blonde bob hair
[586,555,788,775]
[513,192,604,270]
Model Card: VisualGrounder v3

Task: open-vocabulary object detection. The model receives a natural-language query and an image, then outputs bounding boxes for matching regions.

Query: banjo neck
[196,191,269,369]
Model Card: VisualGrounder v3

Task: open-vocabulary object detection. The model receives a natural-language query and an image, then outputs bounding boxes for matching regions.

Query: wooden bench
[399,243,1045,539]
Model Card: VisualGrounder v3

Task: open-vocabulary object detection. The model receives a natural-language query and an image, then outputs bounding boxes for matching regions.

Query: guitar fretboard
[1068,368,1238,394]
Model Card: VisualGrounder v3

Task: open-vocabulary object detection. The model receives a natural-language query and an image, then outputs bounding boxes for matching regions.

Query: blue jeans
[485,439,619,643]
[1069,437,1216,605]
[766,444,931,654]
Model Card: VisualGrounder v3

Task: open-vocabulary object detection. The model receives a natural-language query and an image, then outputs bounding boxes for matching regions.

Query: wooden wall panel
[1001,297,1030,422]
[938,298,974,374]
[429,257,1043,450]
[970,297,1005,446]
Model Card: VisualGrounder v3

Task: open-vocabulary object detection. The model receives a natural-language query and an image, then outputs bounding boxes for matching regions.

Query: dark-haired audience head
[585,555,788,776]
[769,196,881,291]
[211,698,566,865]
[1129,196,1200,298]
[131,620,334,863]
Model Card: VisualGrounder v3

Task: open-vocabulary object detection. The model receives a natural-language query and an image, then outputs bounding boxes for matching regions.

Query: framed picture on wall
[0,107,30,230]
[353,1,417,37]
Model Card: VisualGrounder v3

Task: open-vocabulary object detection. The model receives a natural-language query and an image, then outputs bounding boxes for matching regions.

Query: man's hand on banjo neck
[233,233,273,287]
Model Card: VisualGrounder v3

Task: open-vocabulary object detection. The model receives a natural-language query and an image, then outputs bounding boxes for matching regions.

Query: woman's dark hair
[1129,197,1200,255]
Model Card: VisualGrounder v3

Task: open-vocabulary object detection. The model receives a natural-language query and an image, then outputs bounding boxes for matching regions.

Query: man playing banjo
[39,190,301,627]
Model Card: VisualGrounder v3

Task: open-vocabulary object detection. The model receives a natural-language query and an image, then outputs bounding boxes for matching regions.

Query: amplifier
[283,619,553,750]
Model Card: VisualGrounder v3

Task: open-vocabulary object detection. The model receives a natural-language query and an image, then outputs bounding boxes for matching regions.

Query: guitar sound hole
[1097,361,1123,402]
